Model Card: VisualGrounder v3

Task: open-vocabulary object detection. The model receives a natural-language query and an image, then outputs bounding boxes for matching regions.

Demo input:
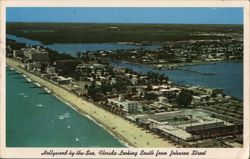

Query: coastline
[52,94,131,148]
[6,58,176,148]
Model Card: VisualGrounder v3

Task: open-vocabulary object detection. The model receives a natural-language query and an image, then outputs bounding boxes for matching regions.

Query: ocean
[6,34,243,146]
[6,67,124,147]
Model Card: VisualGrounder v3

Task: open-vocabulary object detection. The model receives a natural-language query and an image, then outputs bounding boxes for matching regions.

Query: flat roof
[126,108,233,140]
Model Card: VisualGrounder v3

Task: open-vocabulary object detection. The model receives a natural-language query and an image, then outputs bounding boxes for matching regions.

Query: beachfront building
[126,108,240,146]
[57,76,73,85]
[20,62,42,71]
[107,95,139,114]
[50,75,73,85]
[27,62,42,71]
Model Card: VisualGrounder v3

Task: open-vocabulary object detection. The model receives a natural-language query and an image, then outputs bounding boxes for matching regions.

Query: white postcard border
[0,0,249,159]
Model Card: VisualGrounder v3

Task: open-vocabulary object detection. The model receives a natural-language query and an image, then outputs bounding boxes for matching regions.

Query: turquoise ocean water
[6,67,124,147]
[6,34,243,147]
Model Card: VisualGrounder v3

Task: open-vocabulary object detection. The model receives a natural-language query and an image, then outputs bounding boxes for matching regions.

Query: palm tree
[174,117,178,127]
[135,118,139,124]
[183,115,188,124]
[211,113,217,123]
[76,52,81,59]
[188,115,193,127]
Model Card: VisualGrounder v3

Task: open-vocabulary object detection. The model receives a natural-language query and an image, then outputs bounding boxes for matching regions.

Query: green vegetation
[7,22,242,44]
[177,89,193,107]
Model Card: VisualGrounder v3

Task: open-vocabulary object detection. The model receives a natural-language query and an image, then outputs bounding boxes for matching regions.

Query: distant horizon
[7,8,243,25]
[6,21,243,25]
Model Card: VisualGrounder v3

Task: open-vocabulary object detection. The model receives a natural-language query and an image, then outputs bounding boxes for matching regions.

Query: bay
[110,61,243,100]
[6,34,243,147]
[7,34,243,99]
[7,34,161,57]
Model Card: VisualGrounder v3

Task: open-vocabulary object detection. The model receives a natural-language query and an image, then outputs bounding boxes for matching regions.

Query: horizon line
[6,21,243,25]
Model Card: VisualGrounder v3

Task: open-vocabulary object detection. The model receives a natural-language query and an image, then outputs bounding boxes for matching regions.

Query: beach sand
[6,58,176,148]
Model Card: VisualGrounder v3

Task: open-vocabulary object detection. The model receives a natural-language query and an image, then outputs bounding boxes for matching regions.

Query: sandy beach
[6,58,176,148]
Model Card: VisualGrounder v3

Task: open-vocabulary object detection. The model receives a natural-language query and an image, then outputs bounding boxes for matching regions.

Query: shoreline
[7,34,160,47]
[6,58,176,148]
[120,59,243,69]
[7,62,133,147]
[52,93,131,148]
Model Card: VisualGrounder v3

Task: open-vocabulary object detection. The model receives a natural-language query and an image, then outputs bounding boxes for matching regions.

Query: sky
[7,7,243,24]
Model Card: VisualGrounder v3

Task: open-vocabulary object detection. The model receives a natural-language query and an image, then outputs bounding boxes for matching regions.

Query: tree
[211,113,216,120]
[188,115,193,127]
[100,81,112,95]
[144,93,157,101]
[177,89,193,108]
[146,83,153,91]
[76,52,81,59]
[158,73,166,84]
[40,63,47,73]
[84,84,89,90]
[135,118,139,124]
[210,113,218,126]
[174,117,178,127]
[87,81,97,99]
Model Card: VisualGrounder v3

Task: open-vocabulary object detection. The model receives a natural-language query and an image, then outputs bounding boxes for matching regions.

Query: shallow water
[6,67,124,147]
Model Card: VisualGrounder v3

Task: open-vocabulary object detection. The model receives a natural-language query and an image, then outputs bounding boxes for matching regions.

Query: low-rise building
[27,62,42,71]
[107,95,139,114]
[127,108,231,143]
[57,76,73,85]
[50,75,73,85]
[46,66,56,74]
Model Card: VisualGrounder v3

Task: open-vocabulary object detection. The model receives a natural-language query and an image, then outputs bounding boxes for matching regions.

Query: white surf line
[34,82,41,87]
[53,94,130,147]
[26,78,32,82]
[7,62,130,147]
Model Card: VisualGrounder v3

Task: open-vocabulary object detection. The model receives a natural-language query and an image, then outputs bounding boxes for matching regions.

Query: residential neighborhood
[6,37,243,147]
